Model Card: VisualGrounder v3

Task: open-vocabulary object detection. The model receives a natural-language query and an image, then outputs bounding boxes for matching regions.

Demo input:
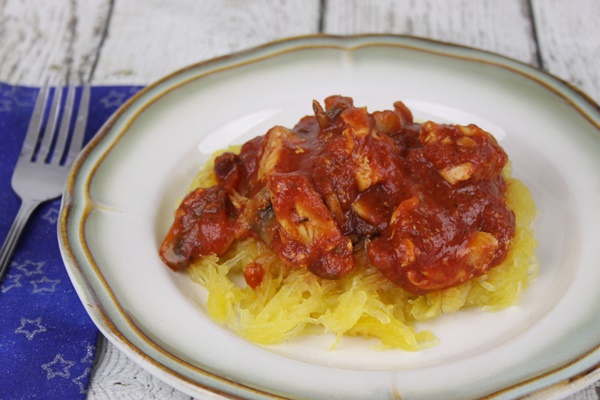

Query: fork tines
[22,82,90,167]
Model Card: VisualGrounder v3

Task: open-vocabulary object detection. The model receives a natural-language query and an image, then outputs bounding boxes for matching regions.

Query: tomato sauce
[159,96,515,295]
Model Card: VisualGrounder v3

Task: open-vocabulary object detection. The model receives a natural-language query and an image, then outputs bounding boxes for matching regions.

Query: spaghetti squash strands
[186,149,538,350]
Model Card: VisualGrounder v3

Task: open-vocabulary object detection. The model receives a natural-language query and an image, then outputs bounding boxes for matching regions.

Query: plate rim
[58,33,600,399]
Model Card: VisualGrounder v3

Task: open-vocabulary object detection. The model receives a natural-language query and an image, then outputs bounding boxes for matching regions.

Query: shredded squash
[183,149,538,351]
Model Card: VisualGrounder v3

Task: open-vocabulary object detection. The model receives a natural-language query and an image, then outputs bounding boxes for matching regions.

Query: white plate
[58,35,600,399]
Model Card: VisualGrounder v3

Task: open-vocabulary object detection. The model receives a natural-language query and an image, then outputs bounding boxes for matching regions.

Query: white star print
[42,354,76,379]
[0,85,36,111]
[1,274,22,293]
[128,86,142,96]
[15,260,45,276]
[31,276,61,293]
[42,207,60,224]
[15,317,47,340]
[72,367,91,394]
[80,344,95,364]
[99,89,126,108]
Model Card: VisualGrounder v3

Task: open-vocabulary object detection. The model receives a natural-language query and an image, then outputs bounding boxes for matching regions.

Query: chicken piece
[349,183,395,234]
[440,162,474,185]
[159,186,236,270]
[339,106,402,192]
[459,231,500,272]
[372,110,402,135]
[352,141,401,192]
[367,192,509,294]
[265,172,354,279]
[420,122,508,185]
[403,230,501,292]
[341,105,371,139]
[258,126,304,180]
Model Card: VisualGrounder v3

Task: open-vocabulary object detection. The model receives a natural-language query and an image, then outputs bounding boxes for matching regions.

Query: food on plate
[159,96,538,350]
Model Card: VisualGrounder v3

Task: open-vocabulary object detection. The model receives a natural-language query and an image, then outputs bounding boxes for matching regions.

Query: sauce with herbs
[159,96,515,295]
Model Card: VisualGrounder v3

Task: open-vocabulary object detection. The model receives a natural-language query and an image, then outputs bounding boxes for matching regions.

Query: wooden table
[1,1,599,399]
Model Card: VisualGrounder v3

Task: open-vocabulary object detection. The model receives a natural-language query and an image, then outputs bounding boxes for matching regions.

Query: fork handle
[0,199,41,284]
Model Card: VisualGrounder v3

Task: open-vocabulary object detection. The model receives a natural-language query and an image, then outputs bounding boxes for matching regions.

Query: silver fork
[0,82,90,283]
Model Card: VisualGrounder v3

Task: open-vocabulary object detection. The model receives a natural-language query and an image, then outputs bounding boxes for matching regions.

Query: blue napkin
[0,83,143,399]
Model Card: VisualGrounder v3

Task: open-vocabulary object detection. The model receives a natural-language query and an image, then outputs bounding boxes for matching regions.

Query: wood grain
[0,0,599,399]
[323,0,538,65]
[89,337,192,399]
[531,0,600,103]
[90,0,322,84]
[0,0,109,84]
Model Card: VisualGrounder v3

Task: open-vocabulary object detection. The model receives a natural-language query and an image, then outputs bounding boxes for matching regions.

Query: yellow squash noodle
[186,151,538,351]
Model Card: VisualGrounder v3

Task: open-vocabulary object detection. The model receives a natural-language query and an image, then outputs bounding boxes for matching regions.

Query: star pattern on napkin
[30,276,62,294]
[98,87,142,109]
[80,344,95,364]
[1,274,23,293]
[15,317,47,340]
[15,260,45,276]
[72,367,92,394]
[100,89,127,108]
[1,83,144,399]
[42,206,60,224]
[39,347,99,393]
[42,354,76,379]
[2,259,65,295]
[0,84,36,112]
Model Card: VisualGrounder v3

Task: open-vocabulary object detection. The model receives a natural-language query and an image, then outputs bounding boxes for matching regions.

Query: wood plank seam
[319,0,327,33]
[87,0,115,83]
[526,0,545,69]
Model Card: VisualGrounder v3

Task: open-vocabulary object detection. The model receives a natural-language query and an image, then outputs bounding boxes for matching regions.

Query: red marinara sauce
[159,96,515,295]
